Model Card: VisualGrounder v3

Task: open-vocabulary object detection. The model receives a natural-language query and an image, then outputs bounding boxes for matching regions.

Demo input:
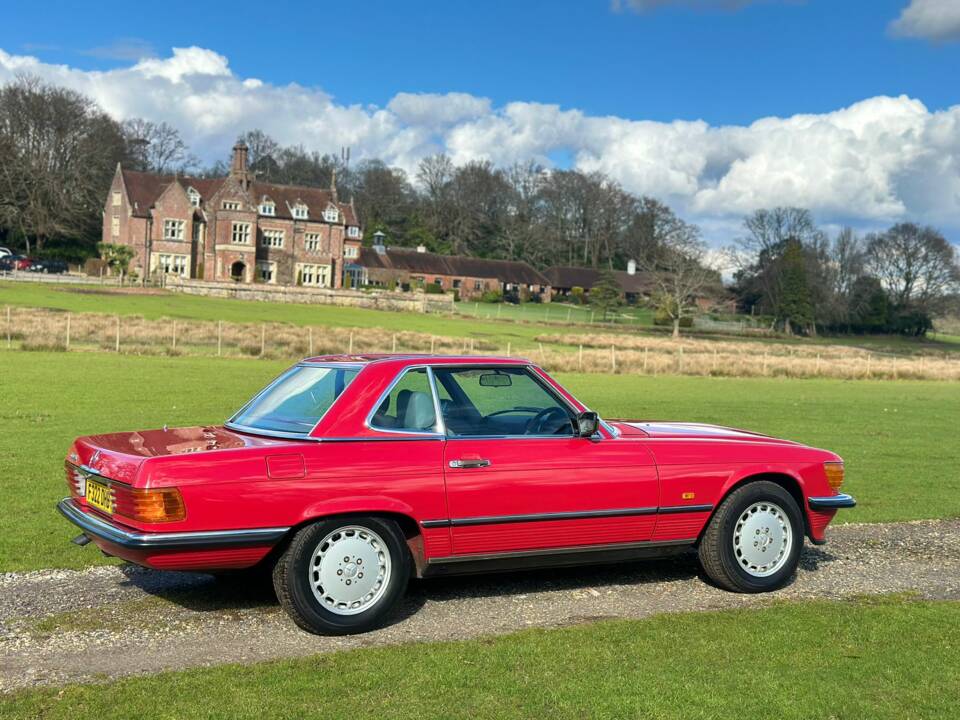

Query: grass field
[2,350,958,572]
[2,596,957,719]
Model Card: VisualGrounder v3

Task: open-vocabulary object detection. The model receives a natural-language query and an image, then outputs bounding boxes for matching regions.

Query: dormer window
[187,187,201,208]
[259,199,276,216]
[292,203,308,220]
[347,226,360,238]
[323,206,339,223]
[222,200,241,211]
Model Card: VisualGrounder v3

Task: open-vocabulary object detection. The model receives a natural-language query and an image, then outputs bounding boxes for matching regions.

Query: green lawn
[2,597,957,719]
[2,350,958,572]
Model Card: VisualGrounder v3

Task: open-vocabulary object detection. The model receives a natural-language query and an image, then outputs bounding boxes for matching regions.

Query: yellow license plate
[85,478,113,514]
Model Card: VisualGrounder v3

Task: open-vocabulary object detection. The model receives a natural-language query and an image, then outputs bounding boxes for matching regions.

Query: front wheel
[698,481,803,593]
[273,517,410,634]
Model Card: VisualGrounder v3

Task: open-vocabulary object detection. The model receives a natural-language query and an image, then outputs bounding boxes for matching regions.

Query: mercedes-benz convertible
[58,355,855,634]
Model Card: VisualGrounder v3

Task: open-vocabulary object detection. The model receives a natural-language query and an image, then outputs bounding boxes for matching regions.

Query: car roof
[299,353,530,367]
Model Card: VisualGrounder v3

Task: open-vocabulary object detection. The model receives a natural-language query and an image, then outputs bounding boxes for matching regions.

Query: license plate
[85,478,113,514]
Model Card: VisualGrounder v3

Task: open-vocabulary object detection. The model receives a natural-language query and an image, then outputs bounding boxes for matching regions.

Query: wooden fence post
[611,345,616,373]
[308,326,314,356]
[260,324,265,357]
[539,343,546,363]
[5,306,9,349]
[816,354,821,375]
[115,315,120,352]
[392,334,397,352]
[763,352,768,376]
[507,341,512,356]
[172,321,177,351]
[866,354,872,378]
[643,347,649,373]
[893,356,897,380]
[217,321,222,357]
[65,313,71,350]
[430,336,435,353]
[578,344,583,371]
[677,346,683,373]
[349,332,354,354]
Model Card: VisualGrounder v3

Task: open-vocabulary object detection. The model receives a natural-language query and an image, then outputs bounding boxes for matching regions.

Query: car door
[433,365,659,556]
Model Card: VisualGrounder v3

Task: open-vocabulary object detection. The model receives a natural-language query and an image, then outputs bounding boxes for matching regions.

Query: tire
[698,481,803,593]
[272,516,410,635]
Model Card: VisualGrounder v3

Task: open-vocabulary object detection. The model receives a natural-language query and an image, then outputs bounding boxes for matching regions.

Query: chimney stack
[416,244,427,254]
[627,259,637,276]
[231,141,251,189]
[373,230,387,254]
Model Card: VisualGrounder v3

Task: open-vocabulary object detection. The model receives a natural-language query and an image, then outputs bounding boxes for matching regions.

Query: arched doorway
[230,261,245,282]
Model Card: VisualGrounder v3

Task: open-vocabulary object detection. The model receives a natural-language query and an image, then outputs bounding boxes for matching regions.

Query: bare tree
[121,118,194,174]
[643,220,715,338]
[865,223,960,314]
[0,76,126,254]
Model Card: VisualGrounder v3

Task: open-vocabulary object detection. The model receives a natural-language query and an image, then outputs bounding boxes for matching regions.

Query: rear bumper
[808,493,857,511]
[57,498,289,551]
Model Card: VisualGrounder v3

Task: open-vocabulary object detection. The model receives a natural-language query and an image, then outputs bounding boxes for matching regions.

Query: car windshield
[229,364,360,435]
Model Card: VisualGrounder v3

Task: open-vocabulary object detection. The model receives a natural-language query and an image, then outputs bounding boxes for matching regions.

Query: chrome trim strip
[224,422,324,441]
[426,366,447,436]
[420,503,714,528]
[657,504,714,514]
[421,506,659,528]
[427,538,695,565]
[57,499,289,550]
[808,493,856,510]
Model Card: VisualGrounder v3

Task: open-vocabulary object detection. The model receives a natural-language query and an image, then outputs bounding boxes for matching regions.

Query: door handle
[449,458,491,469]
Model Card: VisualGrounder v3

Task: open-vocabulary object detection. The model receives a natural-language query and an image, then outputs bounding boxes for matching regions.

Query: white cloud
[890,0,960,42]
[1,45,959,241]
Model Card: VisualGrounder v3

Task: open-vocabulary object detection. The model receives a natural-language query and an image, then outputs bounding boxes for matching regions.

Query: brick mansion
[104,141,362,287]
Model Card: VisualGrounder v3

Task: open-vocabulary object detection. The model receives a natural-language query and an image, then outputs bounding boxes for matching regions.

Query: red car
[58,355,854,634]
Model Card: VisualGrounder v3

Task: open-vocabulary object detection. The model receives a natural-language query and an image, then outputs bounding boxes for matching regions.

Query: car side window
[433,367,574,437]
[370,369,438,433]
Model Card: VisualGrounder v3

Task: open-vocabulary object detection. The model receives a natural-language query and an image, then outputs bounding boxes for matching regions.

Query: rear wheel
[698,481,802,593]
[273,516,410,634]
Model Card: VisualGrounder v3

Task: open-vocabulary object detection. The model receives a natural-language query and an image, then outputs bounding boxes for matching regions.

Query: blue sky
[1,0,958,245]
[4,0,955,124]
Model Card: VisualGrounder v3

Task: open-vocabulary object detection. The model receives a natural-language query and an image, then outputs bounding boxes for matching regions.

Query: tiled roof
[543,266,654,294]
[359,247,551,286]
[119,167,359,225]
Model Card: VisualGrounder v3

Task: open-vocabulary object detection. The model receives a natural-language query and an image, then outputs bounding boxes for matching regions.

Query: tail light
[823,462,845,491]
[112,485,186,523]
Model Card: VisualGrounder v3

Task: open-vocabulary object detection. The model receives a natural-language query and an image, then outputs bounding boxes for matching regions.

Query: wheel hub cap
[732,502,792,577]
[309,526,391,615]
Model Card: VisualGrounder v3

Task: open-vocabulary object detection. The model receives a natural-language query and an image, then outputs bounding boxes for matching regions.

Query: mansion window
[434,277,443,286]
[259,200,276,216]
[112,191,122,207]
[323,207,339,223]
[261,229,285,248]
[187,188,201,207]
[292,204,308,220]
[163,219,185,240]
[222,200,241,210]
[231,222,251,244]
[257,261,277,284]
[474,280,483,291]
[305,233,326,252]
[453,279,461,289]
[297,263,331,287]
[347,226,360,238]
[111,216,120,237]
[344,245,358,259]
[158,253,189,277]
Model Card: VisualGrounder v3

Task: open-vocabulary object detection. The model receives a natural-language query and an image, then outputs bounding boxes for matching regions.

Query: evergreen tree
[590,269,622,321]
[778,238,814,334]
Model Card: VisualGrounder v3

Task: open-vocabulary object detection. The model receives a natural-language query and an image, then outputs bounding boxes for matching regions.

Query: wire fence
[3,305,958,381]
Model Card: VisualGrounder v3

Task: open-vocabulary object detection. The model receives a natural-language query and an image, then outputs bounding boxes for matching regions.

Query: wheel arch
[699,471,810,543]
[272,509,427,577]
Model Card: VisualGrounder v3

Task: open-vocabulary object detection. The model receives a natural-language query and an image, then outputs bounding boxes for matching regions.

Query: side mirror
[575,411,600,438]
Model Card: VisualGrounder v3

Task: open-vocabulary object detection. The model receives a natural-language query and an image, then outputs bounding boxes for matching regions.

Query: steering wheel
[525,406,571,435]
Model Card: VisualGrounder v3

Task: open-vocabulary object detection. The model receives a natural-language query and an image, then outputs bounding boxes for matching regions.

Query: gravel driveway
[2,519,958,693]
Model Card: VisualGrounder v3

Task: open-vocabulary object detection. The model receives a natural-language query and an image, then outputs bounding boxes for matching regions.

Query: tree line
[1,76,957,335]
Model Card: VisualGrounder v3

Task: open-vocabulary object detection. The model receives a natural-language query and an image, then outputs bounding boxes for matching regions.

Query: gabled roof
[359,247,551,286]
[118,167,359,225]
[543,266,654,295]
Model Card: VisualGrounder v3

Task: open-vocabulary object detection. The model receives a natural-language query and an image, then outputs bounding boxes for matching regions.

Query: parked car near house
[26,258,69,274]
[58,354,855,634]
[0,247,11,258]
[0,255,32,272]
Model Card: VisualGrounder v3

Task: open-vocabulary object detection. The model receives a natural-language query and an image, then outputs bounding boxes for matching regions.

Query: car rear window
[229,365,359,435]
